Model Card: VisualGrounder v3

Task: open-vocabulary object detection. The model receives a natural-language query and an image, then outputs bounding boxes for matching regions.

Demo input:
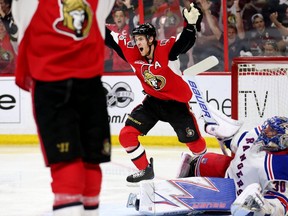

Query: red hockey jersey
[118,36,192,103]
[0,30,16,74]
[106,23,131,71]
[12,0,114,91]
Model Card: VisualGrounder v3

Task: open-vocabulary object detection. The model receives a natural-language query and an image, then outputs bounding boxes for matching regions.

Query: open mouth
[139,47,144,52]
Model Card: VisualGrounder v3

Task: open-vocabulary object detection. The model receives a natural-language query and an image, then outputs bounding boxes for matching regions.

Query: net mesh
[235,62,288,130]
[238,63,288,76]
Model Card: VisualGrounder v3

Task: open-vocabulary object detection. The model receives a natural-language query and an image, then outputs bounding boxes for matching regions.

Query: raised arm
[168,2,203,60]
[199,0,222,40]
[105,27,127,62]
[270,12,288,36]
[234,0,245,39]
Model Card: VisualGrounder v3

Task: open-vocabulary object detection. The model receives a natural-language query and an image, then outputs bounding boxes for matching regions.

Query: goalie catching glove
[231,183,278,216]
[183,3,203,32]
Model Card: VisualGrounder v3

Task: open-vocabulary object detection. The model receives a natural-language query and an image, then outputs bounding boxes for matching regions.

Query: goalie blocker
[203,103,243,140]
[127,177,236,215]
[182,55,242,155]
[183,55,243,141]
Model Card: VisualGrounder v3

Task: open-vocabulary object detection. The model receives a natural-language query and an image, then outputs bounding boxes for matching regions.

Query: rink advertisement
[0,75,231,136]
[0,77,21,123]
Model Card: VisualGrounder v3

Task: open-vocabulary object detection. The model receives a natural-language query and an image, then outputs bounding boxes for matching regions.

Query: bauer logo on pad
[130,177,236,215]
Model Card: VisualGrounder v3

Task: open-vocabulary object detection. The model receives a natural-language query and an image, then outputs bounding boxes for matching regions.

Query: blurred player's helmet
[132,23,156,40]
[256,116,288,152]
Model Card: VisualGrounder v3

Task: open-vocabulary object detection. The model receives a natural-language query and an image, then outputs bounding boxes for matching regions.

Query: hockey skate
[176,152,199,178]
[126,193,140,211]
[231,183,274,216]
[126,158,154,185]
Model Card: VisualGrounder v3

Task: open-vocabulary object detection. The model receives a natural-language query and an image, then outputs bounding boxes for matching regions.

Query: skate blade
[126,193,137,208]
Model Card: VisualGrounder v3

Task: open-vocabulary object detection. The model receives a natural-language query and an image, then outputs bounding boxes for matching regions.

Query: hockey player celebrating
[105,2,206,184]
[178,115,288,216]
[12,0,114,215]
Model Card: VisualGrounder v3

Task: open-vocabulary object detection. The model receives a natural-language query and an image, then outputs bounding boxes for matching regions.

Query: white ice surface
[0,145,224,216]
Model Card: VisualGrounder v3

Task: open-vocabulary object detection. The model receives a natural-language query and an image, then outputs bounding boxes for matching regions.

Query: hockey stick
[182,55,219,124]
[182,56,228,155]
[183,55,219,76]
[184,77,218,125]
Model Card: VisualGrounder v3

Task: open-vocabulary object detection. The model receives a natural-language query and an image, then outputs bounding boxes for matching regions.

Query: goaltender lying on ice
[127,105,288,216]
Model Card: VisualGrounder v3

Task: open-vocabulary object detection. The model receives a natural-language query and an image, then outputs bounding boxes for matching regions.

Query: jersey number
[272,181,286,193]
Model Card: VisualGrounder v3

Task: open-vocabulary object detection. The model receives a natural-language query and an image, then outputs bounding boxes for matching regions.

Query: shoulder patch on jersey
[160,39,170,46]
[119,35,126,40]
[127,40,135,48]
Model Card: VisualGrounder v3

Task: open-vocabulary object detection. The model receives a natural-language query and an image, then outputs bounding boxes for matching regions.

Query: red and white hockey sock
[53,193,82,211]
[127,143,149,170]
[119,126,149,170]
[82,195,99,216]
[50,159,85,209]
[82,163,101,210]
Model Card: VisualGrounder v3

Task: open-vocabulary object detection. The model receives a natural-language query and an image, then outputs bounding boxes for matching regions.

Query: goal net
[231,57,288,130]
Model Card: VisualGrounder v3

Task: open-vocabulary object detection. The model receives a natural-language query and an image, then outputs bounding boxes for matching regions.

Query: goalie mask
[256,116,288,152]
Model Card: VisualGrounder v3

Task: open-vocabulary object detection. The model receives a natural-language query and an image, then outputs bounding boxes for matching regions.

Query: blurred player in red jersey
[0,19,15,74]
[105,2,206,184]
[12,0,114,215]
[105,7,132,72]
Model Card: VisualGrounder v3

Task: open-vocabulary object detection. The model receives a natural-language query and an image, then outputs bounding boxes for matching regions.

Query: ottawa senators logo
[186,127,195,137]
[54,0,93,40]
[141,64,165,90]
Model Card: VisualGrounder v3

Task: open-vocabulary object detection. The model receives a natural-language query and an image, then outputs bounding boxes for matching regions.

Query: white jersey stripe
[96,0,115,39]
[127,144,145,161]
[266,153,274,180]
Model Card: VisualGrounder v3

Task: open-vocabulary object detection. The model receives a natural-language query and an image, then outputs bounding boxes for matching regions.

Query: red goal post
[231,56,288,130]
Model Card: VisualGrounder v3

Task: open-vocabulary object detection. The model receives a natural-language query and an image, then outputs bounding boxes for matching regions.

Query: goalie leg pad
[176,152,199,178]
[204,104,243,139]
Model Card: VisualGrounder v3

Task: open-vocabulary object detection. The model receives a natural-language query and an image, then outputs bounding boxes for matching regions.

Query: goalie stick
[182,56,228,155]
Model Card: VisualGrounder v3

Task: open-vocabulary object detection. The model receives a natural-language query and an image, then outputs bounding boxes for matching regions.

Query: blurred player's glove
[183,3,203,32]
[231,183,275,216]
